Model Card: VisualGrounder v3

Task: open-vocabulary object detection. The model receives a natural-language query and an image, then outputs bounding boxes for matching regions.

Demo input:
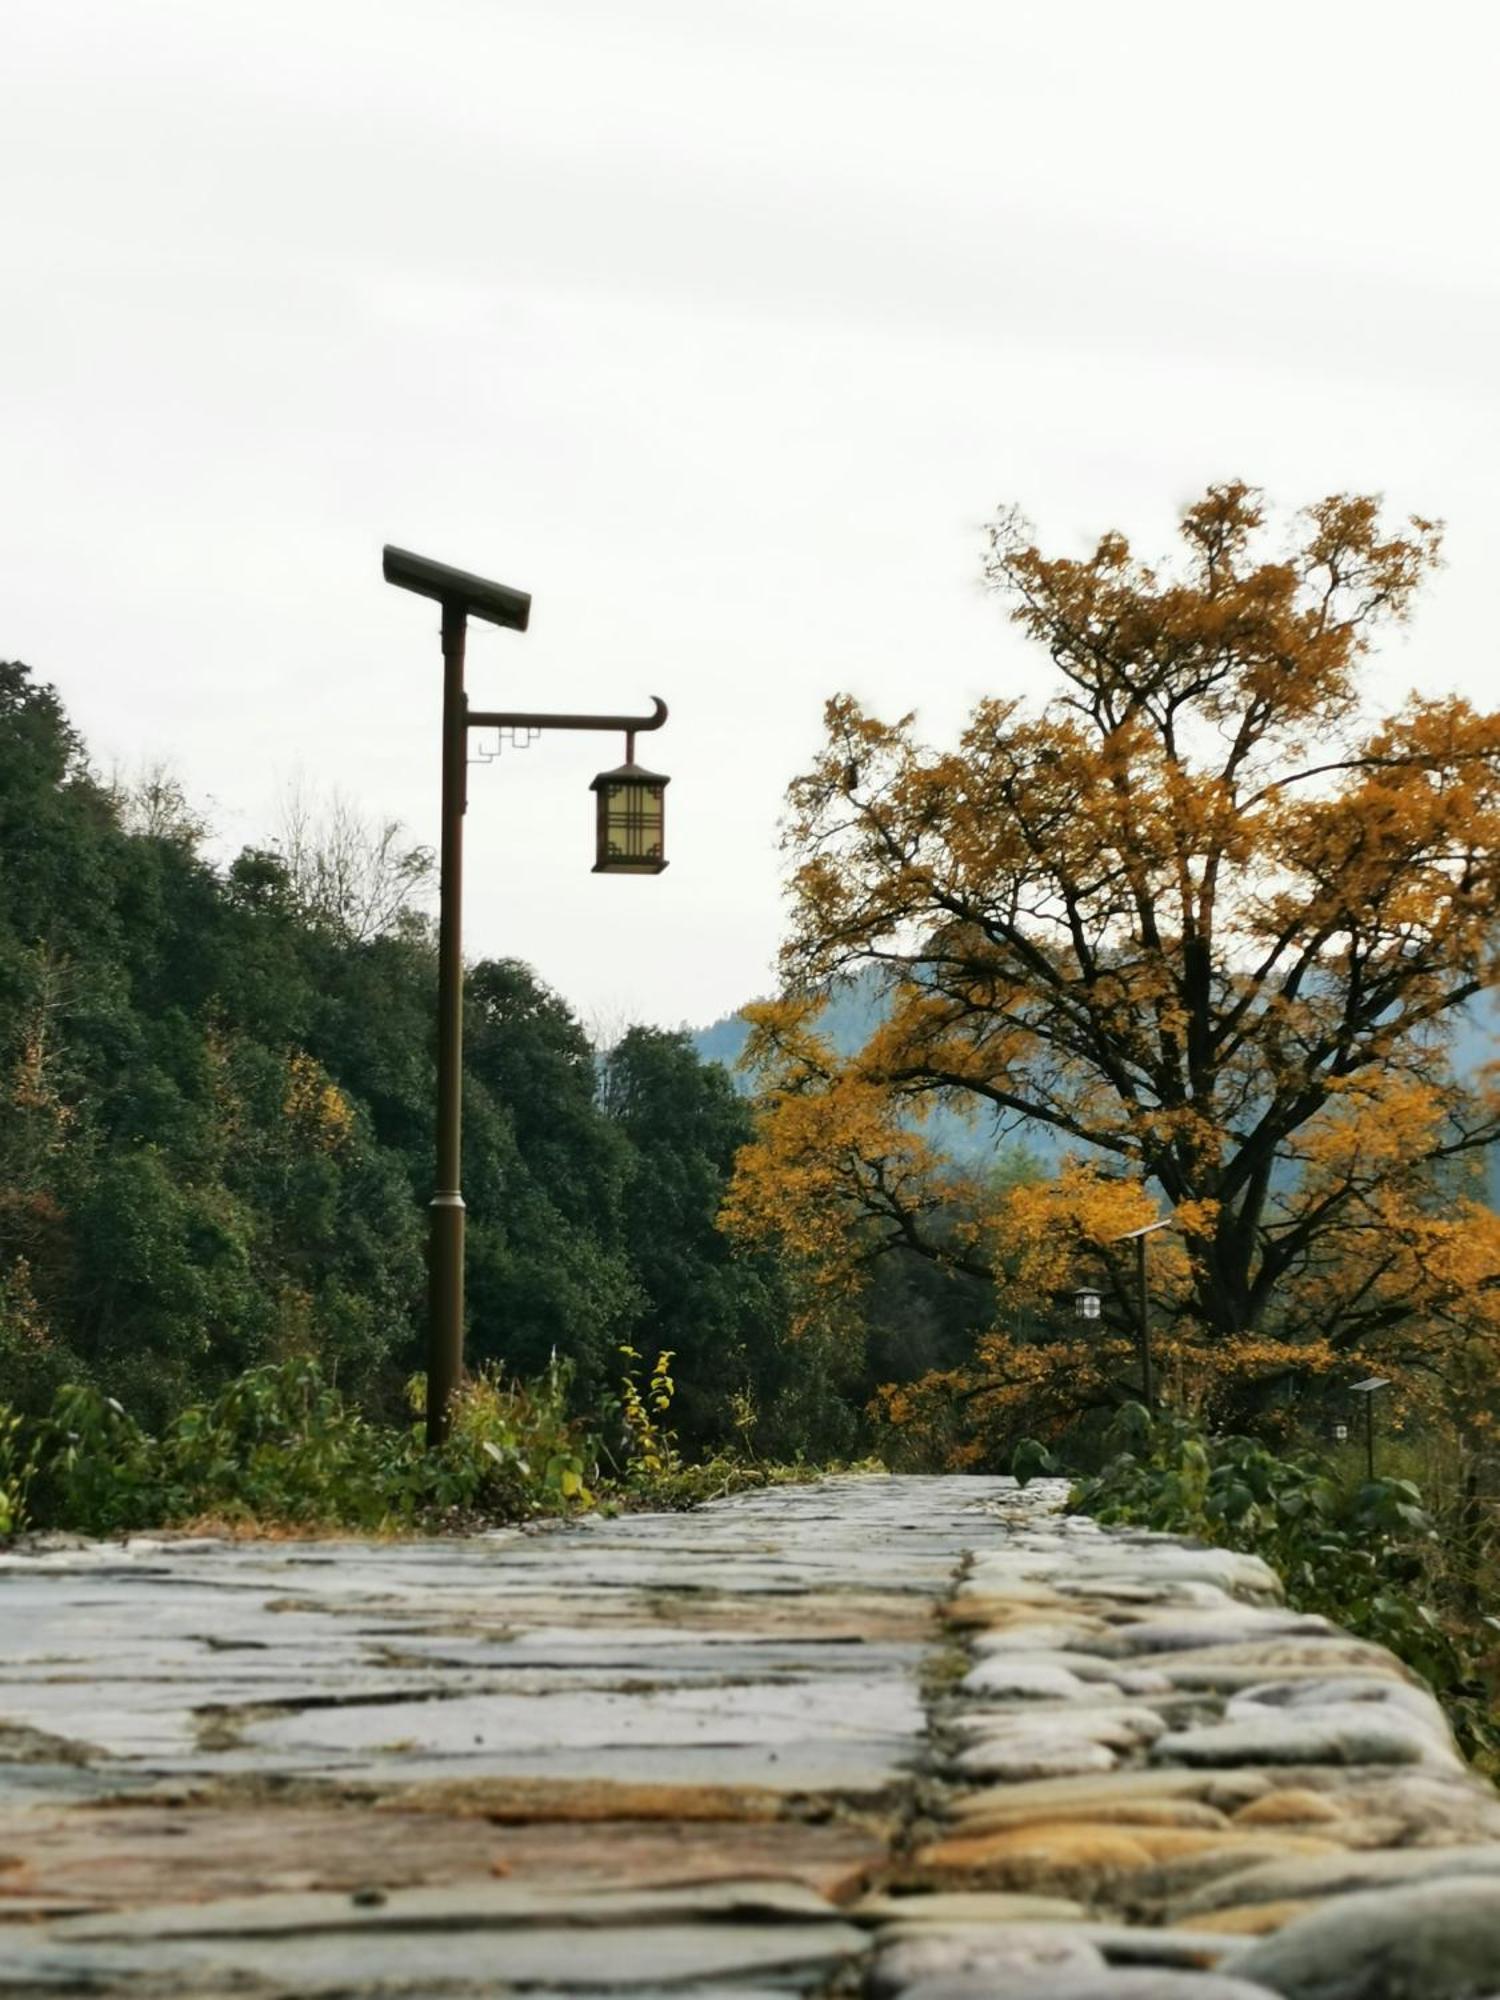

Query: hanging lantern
[591,760,669,874]
[1073,1286,1103,1322]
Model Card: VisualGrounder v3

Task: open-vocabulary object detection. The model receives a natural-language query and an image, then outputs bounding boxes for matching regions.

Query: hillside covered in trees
[0,661,887,1457]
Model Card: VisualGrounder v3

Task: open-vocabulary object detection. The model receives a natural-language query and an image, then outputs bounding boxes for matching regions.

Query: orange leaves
[720,1043,943,1293]
[872,1328,1139,1464]
[733,483,1500,1448]
[1296,1072,1448,1178]
[1172,1198,1221,1241]
[0,1256,52,1351]
[281,1052,356,1155]
[1296,493,1443,626]
[983,481,1440,740]
[992,1161,1166,1312]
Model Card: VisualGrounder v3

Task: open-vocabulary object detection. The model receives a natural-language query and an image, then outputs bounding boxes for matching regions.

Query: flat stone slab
[904,1484,1500,2000]
[1149,1706,1456,1771]
[871,1921,1107,1993]
[38,1877,846,1939]
[0,1476,1014,1994]
[0,1480,997,1803]
[1232,1874,1500,1999]
[0,1914,872,1993]
[895,1978,1284,2000]
[0,1800,889,1906]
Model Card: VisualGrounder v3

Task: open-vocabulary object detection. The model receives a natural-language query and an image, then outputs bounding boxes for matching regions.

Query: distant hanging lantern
[591,757,669,875]
[1073,1286,1103,1323]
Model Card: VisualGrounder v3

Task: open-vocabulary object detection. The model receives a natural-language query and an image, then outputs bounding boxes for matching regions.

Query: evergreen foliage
[0,661,831,1454]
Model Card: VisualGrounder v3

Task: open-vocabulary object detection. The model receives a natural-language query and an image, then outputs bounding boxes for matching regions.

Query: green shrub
[600,1343,820,1509]
[0,1350,824,1542]
[30,1386,164,1533]
[413,1359,594,1521]
[162,1362,394,1527]
[0,1408,32,1537]
[4,1357,600,1538]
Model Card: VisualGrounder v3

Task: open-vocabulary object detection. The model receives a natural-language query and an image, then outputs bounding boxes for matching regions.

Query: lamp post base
[427,1193,466,1448]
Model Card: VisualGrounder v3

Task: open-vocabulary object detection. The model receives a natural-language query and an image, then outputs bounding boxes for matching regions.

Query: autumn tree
[724,485,1500,1445]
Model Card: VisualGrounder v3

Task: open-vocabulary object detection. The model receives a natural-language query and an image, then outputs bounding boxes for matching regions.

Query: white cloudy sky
[3,1,1497,1029]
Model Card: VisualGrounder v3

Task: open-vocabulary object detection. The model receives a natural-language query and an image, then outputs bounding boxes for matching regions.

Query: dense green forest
[0,660,939,1456]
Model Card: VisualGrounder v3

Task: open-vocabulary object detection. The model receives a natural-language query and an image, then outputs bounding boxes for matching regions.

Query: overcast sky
[3,1,1497,1030]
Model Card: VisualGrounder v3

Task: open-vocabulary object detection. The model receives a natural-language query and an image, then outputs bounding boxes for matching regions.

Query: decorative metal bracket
[470,725,542,765]
[467,696,667,762]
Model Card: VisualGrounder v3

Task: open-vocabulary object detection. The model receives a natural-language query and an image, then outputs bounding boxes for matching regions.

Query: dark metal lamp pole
[1117,1218,1171,1410]
[1075,1216,1172,1410]
[382,545,669,1446]
[1351,1376,1391,1481]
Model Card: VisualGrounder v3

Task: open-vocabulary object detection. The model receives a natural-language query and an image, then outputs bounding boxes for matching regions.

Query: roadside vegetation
[0,1346,814,1541]
[1014,1406,1500,1774]
[0,659,870,1470]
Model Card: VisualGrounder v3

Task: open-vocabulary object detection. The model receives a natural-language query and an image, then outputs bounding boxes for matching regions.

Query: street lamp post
[1074,1216,1172,1410]
[1350,1375,1392,1481]
[382,546,670,1446]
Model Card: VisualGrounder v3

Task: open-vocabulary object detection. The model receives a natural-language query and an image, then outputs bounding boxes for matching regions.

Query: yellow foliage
[0,1257,52,1350]
[725,484,1500,1453]
[282,1052,356,1154]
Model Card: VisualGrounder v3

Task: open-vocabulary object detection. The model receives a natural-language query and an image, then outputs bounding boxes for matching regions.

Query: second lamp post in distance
[1074,1215,1172,1411]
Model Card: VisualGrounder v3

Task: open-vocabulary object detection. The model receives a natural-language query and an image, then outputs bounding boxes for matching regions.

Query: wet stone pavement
[0,1476,1498,1997]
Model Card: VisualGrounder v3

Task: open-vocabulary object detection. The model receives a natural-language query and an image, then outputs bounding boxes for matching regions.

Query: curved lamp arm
[468,696,667,735]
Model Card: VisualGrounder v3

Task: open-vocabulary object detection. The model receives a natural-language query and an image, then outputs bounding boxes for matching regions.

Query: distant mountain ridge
[690,972,1048,1171]
[691,973,1500,1189]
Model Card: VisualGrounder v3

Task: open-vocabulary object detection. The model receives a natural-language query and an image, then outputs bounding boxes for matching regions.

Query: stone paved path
[1,1475,1498,1997]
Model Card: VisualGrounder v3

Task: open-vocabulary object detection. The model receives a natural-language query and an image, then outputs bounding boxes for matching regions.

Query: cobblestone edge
[855,1480,1500,2000]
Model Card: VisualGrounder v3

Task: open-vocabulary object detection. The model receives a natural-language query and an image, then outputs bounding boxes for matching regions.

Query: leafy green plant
[1010,1436,1062,1486]
[616,1344,684,1492]
[1059,1407,1500,1771]
[0,1407,34,1536]
[602,1343,817,1508]
[161,1361,392,1526]
[3,1357,602,1539]
[415,1358,594,1521]
[31,1385,164,1534]
[0,1349,826,1544]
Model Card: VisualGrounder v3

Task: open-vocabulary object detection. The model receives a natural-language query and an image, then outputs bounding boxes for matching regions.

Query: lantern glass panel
[610,782,652,861]
[1074,1288,1102,1322]
[593,766,668,874]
